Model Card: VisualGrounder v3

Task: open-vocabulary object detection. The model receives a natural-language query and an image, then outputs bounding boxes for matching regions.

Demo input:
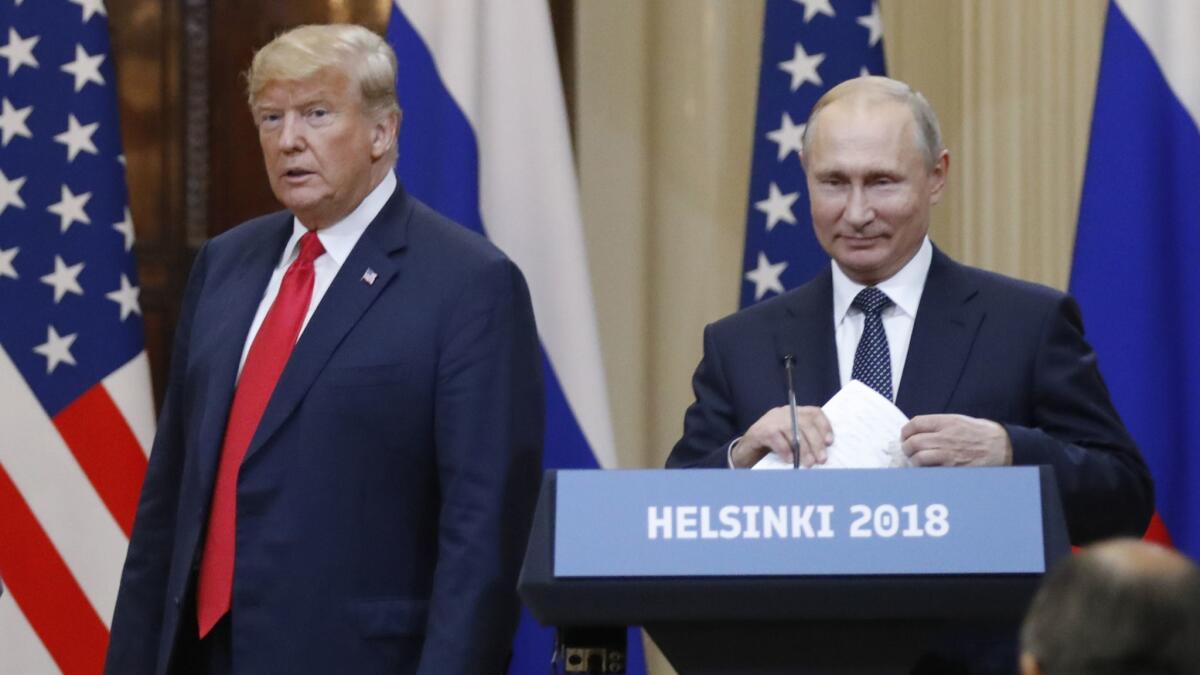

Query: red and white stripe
[0,346,153,674]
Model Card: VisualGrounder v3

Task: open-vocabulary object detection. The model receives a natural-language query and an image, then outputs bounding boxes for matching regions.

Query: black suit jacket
[106,183,543,674]
[668,248,1153,544]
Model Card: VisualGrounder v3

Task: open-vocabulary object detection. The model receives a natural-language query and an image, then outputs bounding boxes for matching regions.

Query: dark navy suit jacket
[105,184,543,674]
[668,247,1152,544]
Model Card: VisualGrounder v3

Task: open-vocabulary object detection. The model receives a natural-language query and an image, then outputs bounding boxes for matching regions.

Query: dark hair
[1020,540,1200,675]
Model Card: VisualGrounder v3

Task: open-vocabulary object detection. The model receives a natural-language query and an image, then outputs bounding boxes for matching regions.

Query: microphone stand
[783,355,802,470]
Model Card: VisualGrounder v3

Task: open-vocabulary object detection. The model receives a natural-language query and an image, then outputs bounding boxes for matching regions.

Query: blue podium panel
[555,468,1045,577]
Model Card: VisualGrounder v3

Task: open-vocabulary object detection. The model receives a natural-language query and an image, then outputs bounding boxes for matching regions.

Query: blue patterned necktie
[851,287,894,400]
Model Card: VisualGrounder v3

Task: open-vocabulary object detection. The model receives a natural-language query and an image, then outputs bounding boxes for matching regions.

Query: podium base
[646,620,1019,675]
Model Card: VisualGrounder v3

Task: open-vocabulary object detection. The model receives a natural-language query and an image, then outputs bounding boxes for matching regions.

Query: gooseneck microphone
[783,355,802,470]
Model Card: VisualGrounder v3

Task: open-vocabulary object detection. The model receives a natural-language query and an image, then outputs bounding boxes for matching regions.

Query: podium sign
[555,467,1045,577]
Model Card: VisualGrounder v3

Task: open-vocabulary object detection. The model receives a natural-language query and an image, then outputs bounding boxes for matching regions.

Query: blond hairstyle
[246,24,400,117]
[801,75,944,170]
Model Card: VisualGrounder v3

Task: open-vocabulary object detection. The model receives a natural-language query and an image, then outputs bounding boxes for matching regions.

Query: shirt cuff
[727,437,743,469]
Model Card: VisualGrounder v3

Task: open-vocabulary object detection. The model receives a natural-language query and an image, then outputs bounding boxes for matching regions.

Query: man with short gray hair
[106,24,542,674]
[1020,539,1200,675]
[669,76,1152,545]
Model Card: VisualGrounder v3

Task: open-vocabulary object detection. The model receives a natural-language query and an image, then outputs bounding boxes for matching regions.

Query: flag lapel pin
[361,268,378,286]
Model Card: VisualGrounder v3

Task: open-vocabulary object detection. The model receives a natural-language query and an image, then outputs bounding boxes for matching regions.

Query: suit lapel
[895,248,985,416]
[242,185,411,463]
[188,215,293,501]
[772,269,840,407]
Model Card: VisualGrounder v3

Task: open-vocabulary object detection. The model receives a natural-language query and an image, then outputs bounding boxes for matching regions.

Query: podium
[518,467,1069,674]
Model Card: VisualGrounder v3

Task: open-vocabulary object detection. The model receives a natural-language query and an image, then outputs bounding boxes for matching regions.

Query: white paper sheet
[754,380,911,470]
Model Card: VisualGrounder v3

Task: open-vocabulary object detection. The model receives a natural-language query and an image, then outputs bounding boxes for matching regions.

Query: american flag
[0,1,154,672]
[740,0,886,308]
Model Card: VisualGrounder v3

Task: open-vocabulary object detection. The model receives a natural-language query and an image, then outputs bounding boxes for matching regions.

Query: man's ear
[370,109,401,160]
[1019,652,1042,675]
[928,149,950,206]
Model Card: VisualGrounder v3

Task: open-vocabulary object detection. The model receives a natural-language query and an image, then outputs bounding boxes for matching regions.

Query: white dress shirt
[729,237,933,467]
[830,236,933,395]
[237,171,397,374]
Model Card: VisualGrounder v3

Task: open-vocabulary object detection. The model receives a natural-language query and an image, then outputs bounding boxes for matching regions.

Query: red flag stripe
[1143,511,1174,547]
[0,465,110,674]
[1072,511,1175,554]
[53,384,149,538]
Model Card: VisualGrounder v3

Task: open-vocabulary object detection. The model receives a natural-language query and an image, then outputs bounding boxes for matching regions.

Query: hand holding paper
[755,380,911,470]
[901,414,1013,467]
[736,404,833,468]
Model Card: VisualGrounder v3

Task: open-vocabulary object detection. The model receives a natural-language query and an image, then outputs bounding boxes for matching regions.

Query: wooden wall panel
[108,0,185,404]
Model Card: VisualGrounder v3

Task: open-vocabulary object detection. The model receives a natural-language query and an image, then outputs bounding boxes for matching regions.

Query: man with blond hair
[669,76,1153,545]
[106,24,542,674]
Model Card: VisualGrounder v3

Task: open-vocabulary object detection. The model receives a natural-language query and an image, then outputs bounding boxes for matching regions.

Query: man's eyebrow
[252,96,334,113]
[294,95,335,109]
[811,167,848,179]
[864,169,903,180]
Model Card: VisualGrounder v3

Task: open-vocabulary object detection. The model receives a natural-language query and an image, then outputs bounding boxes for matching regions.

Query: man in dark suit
[667,76,1152,545]
[105,24,542,674]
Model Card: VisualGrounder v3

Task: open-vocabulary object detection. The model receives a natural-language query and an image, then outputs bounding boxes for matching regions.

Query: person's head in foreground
[1019,538,1200,675]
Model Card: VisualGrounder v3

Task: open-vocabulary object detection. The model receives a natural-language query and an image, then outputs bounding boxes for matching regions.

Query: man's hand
[732,406,834,468]
[901,414,1013,467]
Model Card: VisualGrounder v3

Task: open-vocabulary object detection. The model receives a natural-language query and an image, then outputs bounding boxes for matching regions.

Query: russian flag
[385,1,646,672]
[1070,0,1200,557]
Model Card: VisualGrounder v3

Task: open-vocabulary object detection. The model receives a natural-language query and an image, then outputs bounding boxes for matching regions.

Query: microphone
[783,354,802,470]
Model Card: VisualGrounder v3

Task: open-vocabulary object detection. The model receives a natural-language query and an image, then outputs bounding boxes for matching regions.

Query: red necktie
[196,231,325,637]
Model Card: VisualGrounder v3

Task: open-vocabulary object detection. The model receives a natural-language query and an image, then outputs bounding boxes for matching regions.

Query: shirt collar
[832,236,933,323]
[279,170,397,269]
